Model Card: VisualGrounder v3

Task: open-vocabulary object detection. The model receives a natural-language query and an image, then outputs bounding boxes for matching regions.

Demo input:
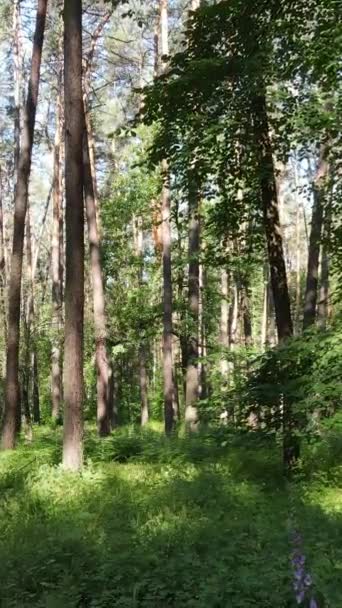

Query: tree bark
[25,201,40,423]
[303,145,329,330]
[252,93,295,473]
[51,54,63,421]
[318,196,331,329]
[63,0,84,471]
[83,125,110,436]
[2,0,48,450]
[252,94,293,341]
[161,160,174,434]
[159,0,175,434]
[261,262,269,349]
[185,179,200,431]
[0,167,7,356]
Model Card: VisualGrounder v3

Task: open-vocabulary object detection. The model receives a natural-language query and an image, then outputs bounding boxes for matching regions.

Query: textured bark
[252,93,294,473]
[185,180,200,431]
[318,195,332,329]
[83,126,110,436]
[303,145,329,330]
[139,346,149,426]
[63,0,84,471]
[159,0,174,434]
[25,201,40,423]
[161,161,174,434]
[13,0,22,181]
[133,215,150,426]
[261,262,269,349]
[2,0,47,450]
[241,279,252,347]
[51,56,63,421]
[252,95,293,341]
[0,167,7,351]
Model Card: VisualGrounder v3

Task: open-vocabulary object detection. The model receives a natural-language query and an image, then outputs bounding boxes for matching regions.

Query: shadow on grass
[0,426,340,607]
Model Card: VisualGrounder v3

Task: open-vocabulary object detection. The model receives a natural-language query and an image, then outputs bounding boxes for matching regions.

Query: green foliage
[0,425,341,607]
[241,324,342,434]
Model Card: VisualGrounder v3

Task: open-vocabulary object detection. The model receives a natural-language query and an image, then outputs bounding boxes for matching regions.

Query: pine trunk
[185,180,200,431]
[303,145,329,330]
[83,125,110,436]
[63,0,84,470]
[252,93,295,473]
[51,33,63,421]
[2,0,48,450]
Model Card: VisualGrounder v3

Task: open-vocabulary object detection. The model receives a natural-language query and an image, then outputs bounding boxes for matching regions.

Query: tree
[63,0,84,470]
[2,0,48,450]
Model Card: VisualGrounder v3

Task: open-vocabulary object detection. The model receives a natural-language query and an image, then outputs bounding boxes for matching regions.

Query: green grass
[0,425,341,607]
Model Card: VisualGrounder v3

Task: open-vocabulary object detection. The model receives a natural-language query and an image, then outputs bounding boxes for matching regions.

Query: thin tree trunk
[241,278,252,347]
[26,201,40,423]
[2,0,48,450]
[185,180,200,431]
[252,94,293,341]
[161,160,174,434]
[198,261,207,401]
[13,0,22,181]
[133,214,150,426]
[83,125,110,436]
[220,267,229,377]
[318,186,332,328]
[139,346,149,426]
[303,145,329,330]
[252,93,294,473]
[0,167,7,353]
[51,57,63,421]
[159,0,174,434]
[261,262,269,349]
[63,0,84,470]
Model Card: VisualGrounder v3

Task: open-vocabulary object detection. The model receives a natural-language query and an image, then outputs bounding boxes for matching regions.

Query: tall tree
[185,175,200,431]
[159,0,175,435]
[51,48,64,421]
[252,94,293,342]
[63,0,84,470]
[83,11,112,436]
[2,0,48,450]
[303,145,329,330]
[83,126,110,436]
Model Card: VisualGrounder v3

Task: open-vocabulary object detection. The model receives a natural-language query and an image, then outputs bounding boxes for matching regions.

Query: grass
[0,424,341,607]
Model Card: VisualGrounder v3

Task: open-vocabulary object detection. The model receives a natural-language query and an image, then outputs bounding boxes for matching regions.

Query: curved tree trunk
[2,0,48,450]
[63,0,84,470]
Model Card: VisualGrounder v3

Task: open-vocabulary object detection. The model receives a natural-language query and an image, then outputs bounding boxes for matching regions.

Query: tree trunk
[161,160,174,434]
[83,125,110,436]
[133,214,150,426]
[241,278,252,347]
[139,346,149,426]
[0,167,7,360]
[63,0,84,470]
[198,261,207,401]
[261,262,269,349]
[303,145,329,330]
[159,0,175,434]
[252,93,294,473]
[13,0,22,181]
[26,201,40,423]
[51,58,63,422]
[2,0,48,450]
[252,95,293,341]
[185,179,200,431]
[317,198,331,329]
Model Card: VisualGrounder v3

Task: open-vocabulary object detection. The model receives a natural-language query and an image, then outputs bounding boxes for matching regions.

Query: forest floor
[0,424,341,607]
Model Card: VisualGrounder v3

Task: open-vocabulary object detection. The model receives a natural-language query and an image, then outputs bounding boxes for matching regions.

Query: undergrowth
[0,423,340,607]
